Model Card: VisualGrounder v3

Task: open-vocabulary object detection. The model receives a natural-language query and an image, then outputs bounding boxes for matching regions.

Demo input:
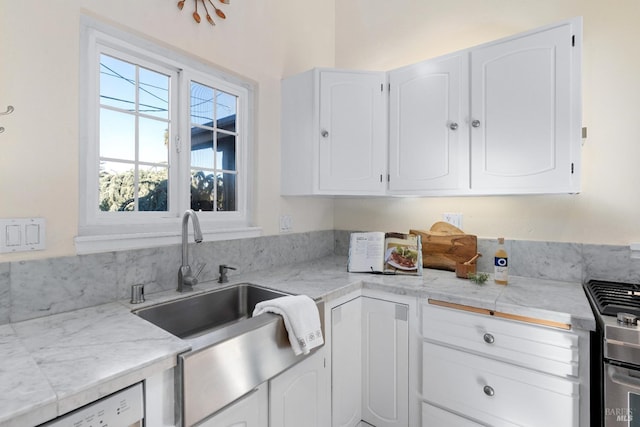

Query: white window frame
[77,17,259,254]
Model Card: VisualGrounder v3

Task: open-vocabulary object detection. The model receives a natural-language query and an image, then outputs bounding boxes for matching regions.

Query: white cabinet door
[281,68,387,196]
[318,71,387,194]
[388,52,469,194]
[423,342,579,427]
[331,297,363,427]
[331,296,410,427]
[361,297,409,427]
[269,348,330,427]
[469,18,581,193]
[198,383,268,427]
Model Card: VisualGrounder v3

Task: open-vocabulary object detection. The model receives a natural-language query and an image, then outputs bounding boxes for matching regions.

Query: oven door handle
[609,364,640,389]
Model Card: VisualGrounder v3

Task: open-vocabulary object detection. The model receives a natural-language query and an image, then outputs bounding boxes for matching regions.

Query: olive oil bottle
[494,237,508,285]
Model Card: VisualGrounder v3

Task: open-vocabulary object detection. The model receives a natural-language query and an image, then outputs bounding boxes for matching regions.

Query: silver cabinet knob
[321,130,329,138]
[483,385,495,397]
[449,122,459,131]
[471,119,481,128]
[483,333,495,344]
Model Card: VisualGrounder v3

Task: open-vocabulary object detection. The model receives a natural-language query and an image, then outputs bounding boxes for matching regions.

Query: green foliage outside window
[99,169,229,212]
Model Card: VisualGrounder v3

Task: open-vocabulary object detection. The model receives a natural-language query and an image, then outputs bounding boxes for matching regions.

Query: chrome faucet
[177,209,204,292]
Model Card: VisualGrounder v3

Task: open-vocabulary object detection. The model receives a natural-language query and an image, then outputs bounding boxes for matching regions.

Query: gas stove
[583,279,640,426]
[585,280,640,360]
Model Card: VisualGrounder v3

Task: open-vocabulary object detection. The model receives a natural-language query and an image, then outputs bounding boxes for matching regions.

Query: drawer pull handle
[483,385,495,397]
[483,333,495,344]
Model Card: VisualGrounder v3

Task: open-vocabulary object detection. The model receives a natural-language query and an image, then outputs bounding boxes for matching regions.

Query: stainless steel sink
[133,283,324,427]
[134,283,288,339]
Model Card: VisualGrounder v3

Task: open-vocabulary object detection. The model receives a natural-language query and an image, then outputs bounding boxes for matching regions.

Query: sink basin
[133,283,324,427]
[134,283,289,339]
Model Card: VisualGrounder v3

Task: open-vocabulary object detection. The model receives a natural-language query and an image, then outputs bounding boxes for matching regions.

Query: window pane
[99,161,135,211]
[139,67,169,119]
[216,90,237,132]
[217,134,236,171]
[191,170,215,211]
[140,117,169,164]
[100,54,135,111]
[191,82,214,126]
[100,109,135,160]
[138,166,168,211]
[99,162,168,212]
[191,127,214,169]
[217,172,236,211]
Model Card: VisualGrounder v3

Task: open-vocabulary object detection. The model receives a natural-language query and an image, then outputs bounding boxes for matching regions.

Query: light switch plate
[0,218,46,253]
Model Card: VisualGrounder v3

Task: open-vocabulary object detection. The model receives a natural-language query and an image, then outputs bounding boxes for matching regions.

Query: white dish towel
[253,295,324,356]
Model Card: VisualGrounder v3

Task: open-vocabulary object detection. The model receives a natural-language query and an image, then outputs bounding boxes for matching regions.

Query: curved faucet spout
[178,209,204,292]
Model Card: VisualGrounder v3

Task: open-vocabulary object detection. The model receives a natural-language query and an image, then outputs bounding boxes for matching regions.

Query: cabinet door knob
[321,130,329,138]
[483,333,495,344]
[471,119,481,128]
[483,385,495,397]
[449,122,459,131]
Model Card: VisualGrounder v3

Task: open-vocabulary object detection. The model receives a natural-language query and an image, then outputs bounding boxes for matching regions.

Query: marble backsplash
[0,229,639,325]
[334,230,640,285]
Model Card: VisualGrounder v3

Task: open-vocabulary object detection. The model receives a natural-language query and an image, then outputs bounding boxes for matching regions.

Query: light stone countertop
[0,255,595,426]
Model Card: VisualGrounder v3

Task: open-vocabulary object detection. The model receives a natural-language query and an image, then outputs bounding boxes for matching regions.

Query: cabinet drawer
[422,303,578,377]
[422,403,484,427]
[423,342,579,427]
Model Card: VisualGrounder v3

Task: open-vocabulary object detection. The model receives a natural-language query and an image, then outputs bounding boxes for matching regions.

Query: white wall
[0,0,335,260]
[333,0,640,245]
[2,0,638,263]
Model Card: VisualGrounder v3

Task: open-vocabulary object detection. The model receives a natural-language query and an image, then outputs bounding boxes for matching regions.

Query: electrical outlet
[279,215,293,233]
[442,213,463,229]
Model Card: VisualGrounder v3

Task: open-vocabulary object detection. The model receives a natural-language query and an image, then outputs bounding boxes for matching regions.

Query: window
[189,81,238,212]
[78,18,258,253]
[98,53,172,213]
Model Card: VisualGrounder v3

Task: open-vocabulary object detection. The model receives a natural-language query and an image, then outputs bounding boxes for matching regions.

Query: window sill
[75,226,262,255]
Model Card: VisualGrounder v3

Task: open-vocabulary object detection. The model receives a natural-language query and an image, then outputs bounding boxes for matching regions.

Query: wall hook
[1,105,14,134]
[0,105,14,116]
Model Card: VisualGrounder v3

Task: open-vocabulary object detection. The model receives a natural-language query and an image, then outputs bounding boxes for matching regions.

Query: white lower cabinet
[423,342,578,426]
[361,297,409,427]
[332,297,363,427]
[421,302,586,427]
[331,295,411,427]
[198,383,268,427]
[269,348,330,427]
[421,403,483,427]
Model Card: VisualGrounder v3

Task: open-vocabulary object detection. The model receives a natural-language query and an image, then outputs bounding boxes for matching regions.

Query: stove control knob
[617,313,638,325]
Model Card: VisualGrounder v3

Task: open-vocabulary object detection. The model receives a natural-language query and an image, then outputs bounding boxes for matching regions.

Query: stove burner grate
[585,280,640,317]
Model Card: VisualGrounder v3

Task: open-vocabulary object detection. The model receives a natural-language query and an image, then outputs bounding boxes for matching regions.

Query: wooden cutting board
[410,222,478,271]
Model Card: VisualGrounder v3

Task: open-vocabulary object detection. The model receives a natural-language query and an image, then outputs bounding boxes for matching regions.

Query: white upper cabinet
[281,69,387,195]
[388,52,469,194]
[281,17,582,196]
[469,18,581,194]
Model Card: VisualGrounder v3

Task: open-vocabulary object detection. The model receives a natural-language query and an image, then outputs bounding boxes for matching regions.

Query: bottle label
[494,257,508,267]
[494,257,508,282]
